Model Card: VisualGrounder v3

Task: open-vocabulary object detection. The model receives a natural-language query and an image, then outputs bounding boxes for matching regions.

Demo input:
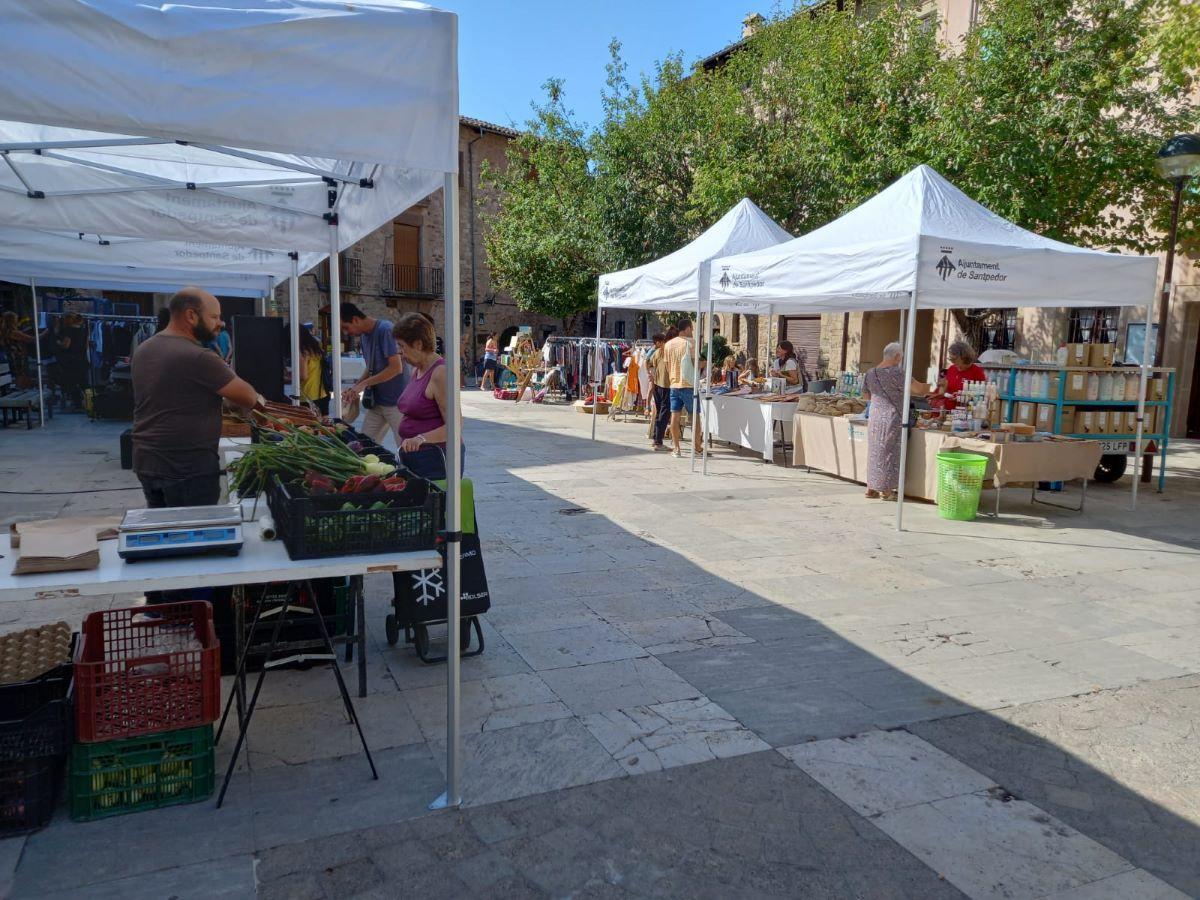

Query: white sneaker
[671,449,682,458]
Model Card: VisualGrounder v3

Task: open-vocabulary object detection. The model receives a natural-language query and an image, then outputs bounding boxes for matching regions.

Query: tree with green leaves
[480,79,610,329]
[1145,0,1200,92]
[918,0,1191,253]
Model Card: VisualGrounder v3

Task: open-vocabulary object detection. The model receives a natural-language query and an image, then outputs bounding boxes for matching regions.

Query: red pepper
[340,476,362,493]
[355,474,382,494]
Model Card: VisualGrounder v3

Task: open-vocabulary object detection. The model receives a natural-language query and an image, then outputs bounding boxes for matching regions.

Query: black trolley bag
[386,478,490,662]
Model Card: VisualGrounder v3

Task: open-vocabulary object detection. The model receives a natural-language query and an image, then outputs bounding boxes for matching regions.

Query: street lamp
[1153,133,1200,365]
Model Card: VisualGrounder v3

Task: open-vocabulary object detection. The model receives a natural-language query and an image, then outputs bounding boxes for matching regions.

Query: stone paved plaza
[1,395,1198,898]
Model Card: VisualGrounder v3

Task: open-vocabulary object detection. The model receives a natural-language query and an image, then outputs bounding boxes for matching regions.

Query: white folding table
[0,523,441,698]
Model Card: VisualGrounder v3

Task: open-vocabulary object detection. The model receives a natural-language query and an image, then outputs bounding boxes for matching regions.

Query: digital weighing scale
[118,505,244,561]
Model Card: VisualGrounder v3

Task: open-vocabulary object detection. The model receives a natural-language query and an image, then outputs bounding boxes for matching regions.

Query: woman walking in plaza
[861,342,930,501]
[479,332,500,391]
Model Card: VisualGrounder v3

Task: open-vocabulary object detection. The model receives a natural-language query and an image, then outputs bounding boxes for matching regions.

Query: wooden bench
[0,362,51,428]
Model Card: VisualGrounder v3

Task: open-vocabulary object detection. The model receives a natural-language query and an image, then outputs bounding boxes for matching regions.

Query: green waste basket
[936,452,989,521]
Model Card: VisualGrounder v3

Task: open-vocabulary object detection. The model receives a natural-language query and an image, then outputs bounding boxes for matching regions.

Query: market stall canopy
[598,198,791,313]
[708,165,1159,311]
[0,261,271,297]
[0,0,459,251]
[0,225,321,282]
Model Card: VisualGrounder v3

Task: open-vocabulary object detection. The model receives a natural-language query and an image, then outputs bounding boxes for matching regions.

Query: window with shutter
[780,316,822,379]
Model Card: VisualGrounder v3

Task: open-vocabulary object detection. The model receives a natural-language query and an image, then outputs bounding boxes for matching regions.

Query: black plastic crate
[0,755,63,834]
[0,642,75,761]
[267,475,442,560]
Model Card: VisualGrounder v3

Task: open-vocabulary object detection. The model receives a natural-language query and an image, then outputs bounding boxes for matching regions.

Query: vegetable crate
[75,602,221,743]
[0,755,63,833]
[0,658,74,760]
[68,724,214,822]
[268,475,443,560]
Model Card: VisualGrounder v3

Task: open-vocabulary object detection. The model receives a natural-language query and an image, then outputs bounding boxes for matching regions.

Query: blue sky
[442,1,754,131]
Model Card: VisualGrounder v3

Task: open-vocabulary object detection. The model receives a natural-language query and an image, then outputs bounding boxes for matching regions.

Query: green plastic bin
[936,452,989,521]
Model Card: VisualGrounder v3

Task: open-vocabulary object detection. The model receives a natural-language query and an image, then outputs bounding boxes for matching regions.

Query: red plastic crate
[75,602,220,743]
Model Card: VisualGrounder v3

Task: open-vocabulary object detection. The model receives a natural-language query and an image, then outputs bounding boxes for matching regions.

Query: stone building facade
[272,117,648,367]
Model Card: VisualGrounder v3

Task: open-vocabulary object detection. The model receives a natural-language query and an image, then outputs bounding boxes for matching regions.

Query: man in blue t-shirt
[339,303,412,445]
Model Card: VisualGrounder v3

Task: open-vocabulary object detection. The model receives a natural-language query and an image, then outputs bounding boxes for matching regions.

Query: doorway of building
[1187,316,1200,437]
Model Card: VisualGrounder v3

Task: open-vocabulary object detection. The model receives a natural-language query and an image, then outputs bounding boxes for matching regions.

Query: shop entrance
[1187,313,1200,437]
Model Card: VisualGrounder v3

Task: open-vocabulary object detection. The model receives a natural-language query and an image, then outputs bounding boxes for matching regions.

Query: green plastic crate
[69,725,214,822]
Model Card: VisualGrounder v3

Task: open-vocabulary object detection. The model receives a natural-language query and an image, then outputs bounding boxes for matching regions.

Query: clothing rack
[42,311,157,416]
[542,336,632,400]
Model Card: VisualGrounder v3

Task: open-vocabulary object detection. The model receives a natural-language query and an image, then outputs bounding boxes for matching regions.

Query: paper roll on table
[258,516,277,541]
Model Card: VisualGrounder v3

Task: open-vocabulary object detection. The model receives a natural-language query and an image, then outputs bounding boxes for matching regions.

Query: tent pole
[690,295,702,473]
[288,253,301,400]
[328,225,343,420]
[434,170,464,810]
[702,277,715,476]
[1132,297,1155,510]
[30,278,44,427]
[896,291,919,531]
[590,309,602,440]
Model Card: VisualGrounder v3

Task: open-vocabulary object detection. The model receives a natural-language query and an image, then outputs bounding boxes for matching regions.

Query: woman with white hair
[862,342,931,500]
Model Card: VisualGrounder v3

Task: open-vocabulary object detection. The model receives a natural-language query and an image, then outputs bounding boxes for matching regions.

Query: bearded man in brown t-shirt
[131,287,260,508]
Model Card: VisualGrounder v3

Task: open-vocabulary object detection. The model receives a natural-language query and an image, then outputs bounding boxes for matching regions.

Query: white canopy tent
[0,226,326,417]
[0,0,467,807]
[597,198,792,472]
[709,166,1160,524]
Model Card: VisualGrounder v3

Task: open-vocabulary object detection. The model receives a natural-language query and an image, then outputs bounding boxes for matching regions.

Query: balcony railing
[316,255,362,293]
[382,263,444,298]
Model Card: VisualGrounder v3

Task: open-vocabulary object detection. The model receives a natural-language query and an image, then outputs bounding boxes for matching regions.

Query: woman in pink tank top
[392,313,464,481]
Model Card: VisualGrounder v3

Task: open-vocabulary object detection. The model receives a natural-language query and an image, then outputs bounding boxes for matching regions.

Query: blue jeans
[669,387,694,413]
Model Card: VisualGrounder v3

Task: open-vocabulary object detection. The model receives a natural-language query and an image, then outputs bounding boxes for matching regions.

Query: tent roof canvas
[709,165,1158,312]
[599,198,791,313]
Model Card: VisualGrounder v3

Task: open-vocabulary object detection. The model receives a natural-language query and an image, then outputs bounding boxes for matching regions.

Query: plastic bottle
[1056,344,1068,367]
[1098,371,1114,402]
[1086,371,1100,401]
[1124,372,1139,401]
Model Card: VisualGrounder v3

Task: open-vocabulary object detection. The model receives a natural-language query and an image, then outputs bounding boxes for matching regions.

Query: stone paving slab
[912,675,1200,897]
[253,750,967,899]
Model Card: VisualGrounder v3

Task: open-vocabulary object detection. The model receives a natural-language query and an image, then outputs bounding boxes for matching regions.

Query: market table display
[702,394,801,463]
[792,412,1103,510]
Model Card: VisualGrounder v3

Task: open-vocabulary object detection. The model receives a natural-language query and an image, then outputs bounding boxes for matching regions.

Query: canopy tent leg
[329,225,343,420]
[289,253,301,400]
[766,307,775,378]
[702,286,716,476]
[1132,296,1156,510]
[30,278,44,427]
[430,171,463,811]
[590,309,602,440]
[895,291,919,531]
[690,295,702,473]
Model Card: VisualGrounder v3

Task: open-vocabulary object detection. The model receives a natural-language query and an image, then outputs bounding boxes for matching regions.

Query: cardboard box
[1060,406,1076,434]
[1095,410,1110,434]
[1076,410,1096,434]
[1088,343,1115,367]
[1016,401,1036,427]
[1066,343,1090,367]
[1035,403,1056,432]
[1123,411,1137,435]
[1153,377,1166,401]
[1064,371,1089,401]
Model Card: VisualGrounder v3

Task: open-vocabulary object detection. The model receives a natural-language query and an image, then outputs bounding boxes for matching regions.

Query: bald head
[168,286,222,345]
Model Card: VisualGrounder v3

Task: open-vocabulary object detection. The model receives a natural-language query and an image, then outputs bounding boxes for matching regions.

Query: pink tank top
[396,358,445,442]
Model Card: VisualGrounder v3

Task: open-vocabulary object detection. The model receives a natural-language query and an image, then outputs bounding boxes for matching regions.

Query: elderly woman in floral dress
[861,341,930,501]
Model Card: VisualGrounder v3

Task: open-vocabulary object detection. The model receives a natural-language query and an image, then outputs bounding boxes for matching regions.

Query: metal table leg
[356,576,367,698]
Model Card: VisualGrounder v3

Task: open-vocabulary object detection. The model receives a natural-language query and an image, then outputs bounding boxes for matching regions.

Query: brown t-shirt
[132,334,235,479]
